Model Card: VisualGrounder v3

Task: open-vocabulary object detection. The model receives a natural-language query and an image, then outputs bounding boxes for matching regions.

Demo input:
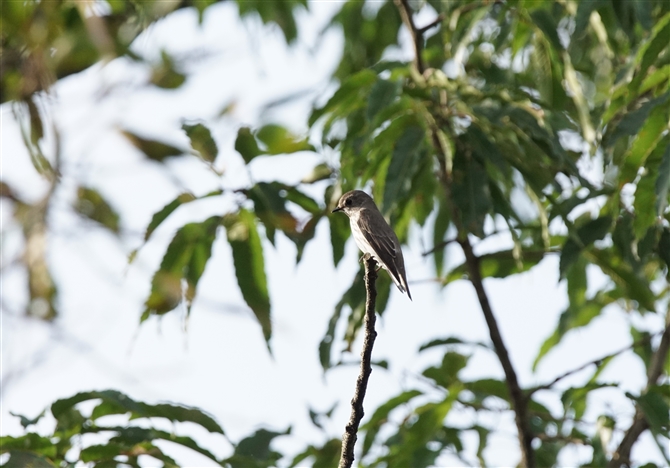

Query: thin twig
[608,318,670,468]
[392,1,536,466]
[417,13,445,34]
[527,331,662,396]
[338,256,378,468]
[422,238,457,257]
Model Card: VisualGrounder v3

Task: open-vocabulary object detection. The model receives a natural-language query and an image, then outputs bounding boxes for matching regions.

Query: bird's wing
[358,209,402,281]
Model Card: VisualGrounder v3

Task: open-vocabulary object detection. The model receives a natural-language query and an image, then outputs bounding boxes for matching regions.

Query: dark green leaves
[122,130,184,162]
[142,216,221,320]
[235,127,264,163]
[224,209,272,343]
[183,122,218,163]
[383,125,425,215]
[225,428,290,468]
[235,124,314,163]
[74,187,120,234]
[559,216,612,278]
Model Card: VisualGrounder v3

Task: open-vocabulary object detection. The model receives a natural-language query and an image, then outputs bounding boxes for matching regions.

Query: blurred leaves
[235,124,314,163]
[142,216,221,320]
[74,187,120,234]
[183,122,218,163]
[122,130,185,162]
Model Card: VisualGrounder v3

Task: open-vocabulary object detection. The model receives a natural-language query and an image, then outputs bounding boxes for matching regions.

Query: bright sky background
[1,2,665,466]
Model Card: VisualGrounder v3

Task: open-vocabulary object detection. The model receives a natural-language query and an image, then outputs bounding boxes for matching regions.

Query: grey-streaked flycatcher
[332,190,412,300]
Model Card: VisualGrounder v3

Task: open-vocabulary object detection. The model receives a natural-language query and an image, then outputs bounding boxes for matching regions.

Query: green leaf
[143,216,221,318]
[419,336,491,352]
[531,9,563,51]
[383,125,425,215]
[151,50,186,89]
[562,382,617,420]
[0,433,56,458]
[319,268,365,372]
[183,123,218,163]
[224,209,272,344]
[533,284,614,370]
[235,0,305,43]
[604,93,670,148]
[361,390,422,456]
[630,13,670,91]
[122,130,184,161]
[326,185,350,267]
[9,410,45,429]
[235,127,263,163]
[367,79,400,121]
[256,124,314,155]
[444,249,546,284]
[422,351,469,389]
[145,190,223,244]
[636,386,670,435]
[74,187,120,234]
[620,102,670,184]
[633,138,669,238]
[464,379,510,403]
[451,143,491,237]
[587,248,656,311]
[559,216,612,278]
[1,451,56,468]
[655,139,670,216]
[302,163,333,184]
[226,428,290,468]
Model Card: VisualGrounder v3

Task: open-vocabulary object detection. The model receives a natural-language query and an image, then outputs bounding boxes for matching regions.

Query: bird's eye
[345,198,352,206]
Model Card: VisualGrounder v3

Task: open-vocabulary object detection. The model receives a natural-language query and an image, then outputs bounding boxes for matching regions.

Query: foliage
[2,0,670,466]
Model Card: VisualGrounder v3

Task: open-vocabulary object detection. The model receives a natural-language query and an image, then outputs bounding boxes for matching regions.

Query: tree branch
[394,0,426,75]
[459,239,536,468]
[608,317,670,468]
[393,1,536,466]
[527,331,662,396]
[338,256,378,468]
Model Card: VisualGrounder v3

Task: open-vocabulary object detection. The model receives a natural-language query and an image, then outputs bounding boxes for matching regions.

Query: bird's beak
[332,206,343,213]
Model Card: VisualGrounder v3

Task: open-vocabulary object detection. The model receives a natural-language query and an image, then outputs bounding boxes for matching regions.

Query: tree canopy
[2,0,669,467]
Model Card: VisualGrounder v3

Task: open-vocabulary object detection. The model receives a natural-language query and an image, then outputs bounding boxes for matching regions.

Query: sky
[0,1,666,467]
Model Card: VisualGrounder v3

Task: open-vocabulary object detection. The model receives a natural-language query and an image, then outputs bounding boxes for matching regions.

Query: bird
[332,190,412,300]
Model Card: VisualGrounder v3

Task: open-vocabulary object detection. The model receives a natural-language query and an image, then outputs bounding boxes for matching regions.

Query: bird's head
[332,190,377,216]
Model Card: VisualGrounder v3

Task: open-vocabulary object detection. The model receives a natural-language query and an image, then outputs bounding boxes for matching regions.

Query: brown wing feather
[358,209,409,296]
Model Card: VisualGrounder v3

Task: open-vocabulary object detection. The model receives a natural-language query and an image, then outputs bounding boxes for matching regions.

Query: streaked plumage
[332,190,412,300]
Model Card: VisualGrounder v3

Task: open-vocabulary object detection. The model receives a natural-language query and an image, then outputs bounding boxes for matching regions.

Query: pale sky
[1,2,665,466]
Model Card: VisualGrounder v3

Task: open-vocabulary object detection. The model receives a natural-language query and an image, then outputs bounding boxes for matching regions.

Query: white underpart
[349,211,378,261]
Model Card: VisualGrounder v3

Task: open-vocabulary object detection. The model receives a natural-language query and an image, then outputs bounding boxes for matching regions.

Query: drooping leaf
[151,50,186,89]
[635,386,670,435]
[183,122,218,163]
[235,127,264,163]
[256,124,314,155]
[422,351,469,389]
[383,125,425,215]
[361,390,422,456]
[142,216,221,319]
[559,216,612,278]
[74,187,120,234]
[367,78,400,122]
[447,248,547,283]
[122,130,184,161]
[451,141,491,237]
[226,427,290,468]
[224,209,272,344]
